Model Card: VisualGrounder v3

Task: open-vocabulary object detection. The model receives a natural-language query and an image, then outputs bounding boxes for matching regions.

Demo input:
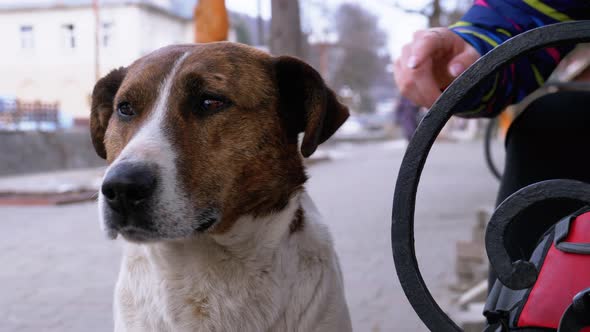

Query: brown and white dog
[90,43,352,332]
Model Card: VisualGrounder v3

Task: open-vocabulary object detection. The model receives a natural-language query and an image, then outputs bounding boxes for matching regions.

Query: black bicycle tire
[484,119,502,181]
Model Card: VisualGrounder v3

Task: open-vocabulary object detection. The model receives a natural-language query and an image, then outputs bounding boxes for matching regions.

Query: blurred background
[1,0,590,331]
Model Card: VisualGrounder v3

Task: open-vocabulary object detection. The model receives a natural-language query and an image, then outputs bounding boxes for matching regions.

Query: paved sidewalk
[0,140,498,331]
[0,167,105,194]
[0,203,119,332]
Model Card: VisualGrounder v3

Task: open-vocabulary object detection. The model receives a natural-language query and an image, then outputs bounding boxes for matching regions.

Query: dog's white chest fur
[113,192,351,332]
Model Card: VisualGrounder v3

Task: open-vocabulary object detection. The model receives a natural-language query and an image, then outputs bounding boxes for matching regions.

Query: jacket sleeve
[448,0,590,117]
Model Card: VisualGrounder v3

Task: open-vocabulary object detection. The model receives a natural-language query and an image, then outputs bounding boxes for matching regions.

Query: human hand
[394,28,481,108]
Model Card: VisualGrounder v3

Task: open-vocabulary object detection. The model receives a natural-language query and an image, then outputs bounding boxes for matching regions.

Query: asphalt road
[0,140,499,332]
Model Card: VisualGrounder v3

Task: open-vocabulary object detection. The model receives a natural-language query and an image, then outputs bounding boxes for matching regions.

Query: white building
[0,0,195,123]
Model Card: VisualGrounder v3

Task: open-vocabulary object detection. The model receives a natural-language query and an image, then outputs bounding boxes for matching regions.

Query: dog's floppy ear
[273,56,349,158]
[90,67,127,159]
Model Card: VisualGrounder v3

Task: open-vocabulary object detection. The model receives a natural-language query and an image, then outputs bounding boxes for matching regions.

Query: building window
[20,25,34,49]
[61,24,76,48]
[102,22,113,48]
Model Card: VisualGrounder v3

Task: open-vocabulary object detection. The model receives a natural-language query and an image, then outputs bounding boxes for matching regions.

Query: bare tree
[270,0,303,57]
[332,4,389,113]
[257,0,265,46]
[392,0,467,27]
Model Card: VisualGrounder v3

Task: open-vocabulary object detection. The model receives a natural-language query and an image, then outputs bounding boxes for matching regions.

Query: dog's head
[91,43,348,242]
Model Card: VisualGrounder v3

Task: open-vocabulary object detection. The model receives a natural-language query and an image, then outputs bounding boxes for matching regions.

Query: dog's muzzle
[101,161,159,240]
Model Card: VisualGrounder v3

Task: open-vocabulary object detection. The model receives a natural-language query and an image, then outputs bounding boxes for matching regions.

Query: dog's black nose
[101,162,157,213]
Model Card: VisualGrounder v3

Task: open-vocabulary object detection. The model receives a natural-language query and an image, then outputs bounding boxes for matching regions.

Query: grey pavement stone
[307,140,497,331]
[0,167,105,193]
[0,140,498,331]
[0,203,119,332]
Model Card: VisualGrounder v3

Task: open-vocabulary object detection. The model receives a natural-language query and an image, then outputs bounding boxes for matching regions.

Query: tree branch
[390,1,430,16]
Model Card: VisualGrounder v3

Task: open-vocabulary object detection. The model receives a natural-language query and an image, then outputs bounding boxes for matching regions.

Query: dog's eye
[201,98,226,112]
[117,102,135,119]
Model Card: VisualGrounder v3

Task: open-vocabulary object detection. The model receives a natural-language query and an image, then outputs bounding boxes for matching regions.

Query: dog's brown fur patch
[90,67,127,160]
[93,46,194,162]
[185,297,210,318]
[91,43,349,234]
[163,44,309,234]
[289,208,305,234]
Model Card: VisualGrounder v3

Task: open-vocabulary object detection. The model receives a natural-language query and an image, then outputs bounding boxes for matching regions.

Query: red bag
[485,207,590,331]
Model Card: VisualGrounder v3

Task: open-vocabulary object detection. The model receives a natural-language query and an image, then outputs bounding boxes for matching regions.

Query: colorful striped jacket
[449,0,590,117]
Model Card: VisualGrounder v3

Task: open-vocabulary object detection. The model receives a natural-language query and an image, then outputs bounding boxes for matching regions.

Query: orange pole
[498,107,514,138]
[194,0,229,43]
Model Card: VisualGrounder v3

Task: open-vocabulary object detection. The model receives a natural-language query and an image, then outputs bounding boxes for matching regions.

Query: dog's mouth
[117,226,160,242]
[101,204,221,242]
[192,207,220,233]
[103,213,160,242]
[101,206,158,241]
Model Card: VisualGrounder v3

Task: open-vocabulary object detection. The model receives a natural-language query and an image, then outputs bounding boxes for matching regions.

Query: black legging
[490,90,590,285]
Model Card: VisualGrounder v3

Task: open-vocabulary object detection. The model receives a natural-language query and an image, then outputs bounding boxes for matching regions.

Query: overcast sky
[225,0,431,57]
